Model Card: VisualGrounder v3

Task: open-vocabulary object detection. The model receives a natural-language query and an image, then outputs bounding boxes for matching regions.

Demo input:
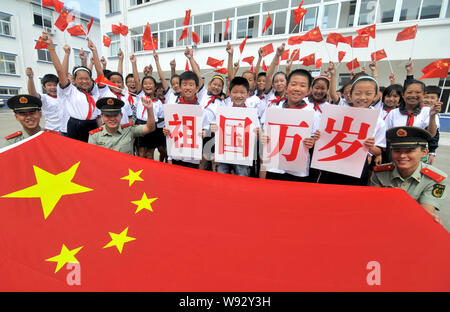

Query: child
[381,84,404,120]
[256,73,267,99]
[104,71,133,125]
[304,76,331,114]
[260,69,320,182]
[423,85,443,165]
[125,73,138,122]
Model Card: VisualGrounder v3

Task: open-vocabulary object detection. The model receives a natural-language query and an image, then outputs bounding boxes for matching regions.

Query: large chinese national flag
[0,133,449,291]
[419,58,450,80]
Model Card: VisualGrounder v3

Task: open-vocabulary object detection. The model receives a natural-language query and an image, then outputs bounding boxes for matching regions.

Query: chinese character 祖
[168,113,199,149]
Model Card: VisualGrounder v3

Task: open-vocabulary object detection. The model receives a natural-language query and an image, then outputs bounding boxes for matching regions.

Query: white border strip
[0,131,45,154]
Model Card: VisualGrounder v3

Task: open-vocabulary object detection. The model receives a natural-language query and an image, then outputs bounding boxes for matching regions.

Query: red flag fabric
[143,23,151,42]
[338,51,346,63]
[396,25,418,41]
[179,27,189,41]
[293,7,307,24]
[357,24,376,39]
[185,60,189,71]
[242,56,255,65]
[281,49,290,61]
[326,33,344,46]
[299,26,323,42]
[1,133,449,291]
[87,17,94,35]
[206,57,224,68]
[183,9,191,26]
[224,16,229,39]
[371,49,387,61]
[143,36,158,51]
[95,75,119,89]
[54,10,74,32]
[262,59,268,71]
[352,35,369,48]
[315,58,322,69]
[67,25,86,37]
[239,36,248,54]
[419,59,450,80]
[119,23,128,36]
[300,53,315,66]
[192,31,200,45]
[103,35,111,48]
[214,68,228,74]
[346,58,361,71]
[42,0,64,13]
[342,35,353,46]
[291,49,300,61]
[112,24,121,35]
[34,36,48,50]
[261,43,274,57]
[262,12,272,34]
[288,35,303,46]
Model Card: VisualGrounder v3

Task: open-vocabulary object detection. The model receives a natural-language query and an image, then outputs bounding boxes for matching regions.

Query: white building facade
[0,0,101,106]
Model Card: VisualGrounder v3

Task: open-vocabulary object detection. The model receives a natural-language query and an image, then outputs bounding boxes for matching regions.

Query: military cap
[96,97,124,115]
[387,126,432,149]
[7,95,42,113]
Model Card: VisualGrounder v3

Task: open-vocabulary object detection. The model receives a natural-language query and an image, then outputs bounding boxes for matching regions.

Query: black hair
[72,66,92,79]
[312,76,330,90]
[379,86,386,93]
[155,82,163,89]
[106,71,124,82]
[349,76,378,95]
[41,74,59,86]
[141,75,157,89]
[229,76,250,93]
[242,70,256,80]
[103,69,112,78]
[125,73,134,83]
[171,74,181,83]
[424,85,442,97]
[382,84,404,105]
[180,71,199,87]
[257,72,267,78]
[287,69,313,88]
[404,79,425,93]
[272,71,288,85]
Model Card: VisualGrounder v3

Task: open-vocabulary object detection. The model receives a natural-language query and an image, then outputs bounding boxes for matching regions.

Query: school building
[0,0,101,106]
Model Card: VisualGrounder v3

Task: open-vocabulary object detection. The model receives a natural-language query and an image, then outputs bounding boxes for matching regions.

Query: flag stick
[439,75,447,101]
[322,40,332,63]
[387,58,394,74]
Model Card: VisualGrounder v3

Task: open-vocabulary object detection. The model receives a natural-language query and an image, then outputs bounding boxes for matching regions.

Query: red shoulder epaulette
[421,168,446,183]
[5,131,22,140]
[373,164,395,172]
[121,122,133,129]
[89,127,103,135]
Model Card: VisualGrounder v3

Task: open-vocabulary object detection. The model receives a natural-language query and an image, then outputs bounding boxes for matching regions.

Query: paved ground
[1,108,449,232]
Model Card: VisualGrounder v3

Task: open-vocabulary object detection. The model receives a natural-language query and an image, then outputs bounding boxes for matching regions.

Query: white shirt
[136,91,163,127]
[58,83,108,120]
[384,106,432,130]
[39,93,64,131]
[164,88,179,105]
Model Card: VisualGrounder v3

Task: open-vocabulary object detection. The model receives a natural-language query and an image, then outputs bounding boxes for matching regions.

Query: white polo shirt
[136,91,163,128]
[39,93,63,131]
[384,106,432,130]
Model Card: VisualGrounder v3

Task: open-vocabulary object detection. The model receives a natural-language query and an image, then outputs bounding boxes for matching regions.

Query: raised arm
[79,48,88,67]
[185,46,203,90]
[369,60,378,80]
[87,38,104,78]
[117,48,124,75]
[226,42,234,82]
[265,43,285,93]
[170,59,176,77]
[328,61,339,104]
[88,56,94,71]
[153,50,169,92]
[26,67,40,98]
[285,52,294,78]
[42,32,68,87]
[100,56,107,71]
[254,47,263,75]
[140,96,156,134]
[130,54,142,94]
[62,44,71,83]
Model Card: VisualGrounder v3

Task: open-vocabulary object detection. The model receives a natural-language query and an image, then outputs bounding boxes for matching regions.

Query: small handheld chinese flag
[42,0,64,13]
[179,27,189,41]
[239,36,248,54]
[261,43,274,57]
[34,36,48,50]
[262,12,272,34]
[224,16,229,39]
[396,25,418,41]
[112,24,121,35]
[293,7,307,24]
[352,35,369,48]
[67,25,86,37]
[291,49,300,61]
[192,32,200,45]
[357,24,376,39]
[214,68,228,75]
[54,10,74,32]
[95,75,119,89]
[206,57,224,68]
[281,49,290,61]
[326,33,344,47]
[103,35,111,47]
[262,60,268,72]
[242,56,255,65]
[419,59,450,80]
[338,51,346,63]
[371,49,387,61]
[142,23,157,51]
[87,17,94,35]
[119,23,128,36]
[315,58,322,69]
[288,35,303,46]
[185,60,190,71]
[183,9,191,26]
[346,58,360,71]
[300,53,315,66]
[299,27,323,42]
[342,35,353,46]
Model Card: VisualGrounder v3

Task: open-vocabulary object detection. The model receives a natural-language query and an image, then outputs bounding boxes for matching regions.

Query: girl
[381,84,404,120]
[304,76,330,114]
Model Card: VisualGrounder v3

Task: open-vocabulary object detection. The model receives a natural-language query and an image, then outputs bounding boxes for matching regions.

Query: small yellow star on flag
[103,227,136,254]
[45,244,83,273]
[131,193,158,214]
[1,162,92,219]
[120,169,144,187]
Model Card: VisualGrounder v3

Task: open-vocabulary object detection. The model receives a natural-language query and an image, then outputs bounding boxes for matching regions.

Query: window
[338,73,351,88]
[74,50,90,67]
[291,0,320,6]
[358,0,378,25]
[0,13,12,36]
[322,3,339,29]
[37,49,51,62]
[110,34,120,56]
[237,15,259,39]
[0,53,16,74]
[263,11,288,36]
[214,19,233,42]
[33,5,52,28]
[447,1,450,17]
[130,0,150,6]
[302,6,318,31]
[420,0,442,19]
[339,0,356,28]
[0,87,19,96]
[400,0,421,21]
[194,24,211,44]
[376,0,396,23]
[159,21,174,49]
[130,27,144,53]
[107,0,120,13]
[176,27,192,46]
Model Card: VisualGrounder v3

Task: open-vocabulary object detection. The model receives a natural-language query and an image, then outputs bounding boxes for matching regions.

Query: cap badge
[107,99,114,105]
[396,129,407,137]
[19,96,28,104]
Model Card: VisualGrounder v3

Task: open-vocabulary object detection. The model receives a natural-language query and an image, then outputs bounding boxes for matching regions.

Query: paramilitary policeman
[88,96,155,154]
[0,94,43,148]
[370,126,447,224]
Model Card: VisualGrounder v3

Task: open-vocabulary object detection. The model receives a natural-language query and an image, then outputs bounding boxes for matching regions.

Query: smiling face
[142,78,156,97]
[74,70,93,92]
[423,93,439,107]
[273,73,287,94]
[109,74,124,91]
[350,80,377,108]
[43,82,57,97]
[15,110,42,131]
[230,85,249,107]
[392,146,427,177]
[242,72,256,93]
[101,113,122,131]
[311,79,329,102]
[180,79,197,100]
[286,74,310,106]
[171,77,181,94]
[384,90,401,109]
[403,83,424,109]
[126,77,136,93]
[208,78,224,96]
[256,75,266,92]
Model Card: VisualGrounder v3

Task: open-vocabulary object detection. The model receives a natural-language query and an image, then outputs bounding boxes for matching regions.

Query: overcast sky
[64,0,99,18]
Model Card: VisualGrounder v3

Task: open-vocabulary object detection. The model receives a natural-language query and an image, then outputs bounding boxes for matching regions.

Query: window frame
[0,52,17,75]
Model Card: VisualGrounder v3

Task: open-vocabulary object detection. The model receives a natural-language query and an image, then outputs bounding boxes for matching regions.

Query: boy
[104,71,133,125]
[370,126,447,225]
[423,86,442,165]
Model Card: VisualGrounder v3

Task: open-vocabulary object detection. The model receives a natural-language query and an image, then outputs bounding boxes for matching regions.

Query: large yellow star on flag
[131,193,158,214]
[45,244,83,273]
[103,227,136,254]
[120,169,144,187]
[1,162,92,219]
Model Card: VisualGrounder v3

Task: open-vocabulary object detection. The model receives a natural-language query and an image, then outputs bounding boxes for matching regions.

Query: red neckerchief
[205,95,220,109]
[112,91,123,100]
[282,100,307,109]
[128,94,134,106]
[309,96,325,113]
[399,103,422,126]
[270,95,286,105]
[142,94,156,118]
[80,90,96,120]
[383,108,392,120]
[47,94,57,99]
[179,96,198,104]
[406,112,415,126]
[233,103,247,108]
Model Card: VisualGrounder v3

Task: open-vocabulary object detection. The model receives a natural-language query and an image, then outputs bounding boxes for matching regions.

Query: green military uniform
[0,130,38,148]
[88,123,144,155]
